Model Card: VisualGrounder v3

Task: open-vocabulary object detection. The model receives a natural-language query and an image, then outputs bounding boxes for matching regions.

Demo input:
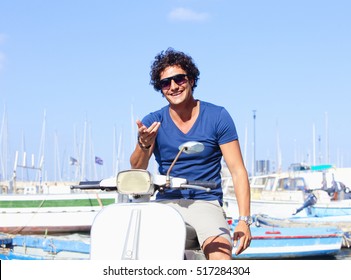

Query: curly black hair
[150,48,200,93]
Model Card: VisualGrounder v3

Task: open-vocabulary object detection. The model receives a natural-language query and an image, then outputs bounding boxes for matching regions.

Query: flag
[69,157,78,165]
[95,156,103,165]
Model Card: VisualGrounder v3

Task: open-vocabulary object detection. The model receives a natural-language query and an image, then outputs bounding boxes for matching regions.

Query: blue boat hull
[231,224,343,259]
[0,234,90,260]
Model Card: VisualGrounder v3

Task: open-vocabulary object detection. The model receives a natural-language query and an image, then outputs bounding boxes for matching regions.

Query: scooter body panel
[90,202,186,260]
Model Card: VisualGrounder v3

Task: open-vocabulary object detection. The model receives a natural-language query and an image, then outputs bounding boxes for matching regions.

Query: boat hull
[254,214,351,248]
[0,192,122,234]
[224,193,351,219]
[232,225,343,259]
[310,200,351,216]
[224,196,308,219]
[0,234,90,260]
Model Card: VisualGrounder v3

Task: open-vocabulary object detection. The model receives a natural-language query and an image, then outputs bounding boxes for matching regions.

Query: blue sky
[0,0,350,181]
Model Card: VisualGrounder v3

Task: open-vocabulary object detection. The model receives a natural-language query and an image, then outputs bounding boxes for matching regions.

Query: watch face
[239,216,252,225]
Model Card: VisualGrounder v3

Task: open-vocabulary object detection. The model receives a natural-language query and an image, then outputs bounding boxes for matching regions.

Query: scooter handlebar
[186,181,217,189]
[178,181,217,192]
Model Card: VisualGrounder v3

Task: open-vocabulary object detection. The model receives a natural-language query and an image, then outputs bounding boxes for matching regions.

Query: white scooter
[89,141,217,260]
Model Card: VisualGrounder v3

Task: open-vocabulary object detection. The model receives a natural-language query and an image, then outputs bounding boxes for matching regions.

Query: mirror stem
[166,146,185,187]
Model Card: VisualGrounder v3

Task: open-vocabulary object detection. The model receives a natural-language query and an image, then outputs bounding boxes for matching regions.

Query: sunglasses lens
[173,75,187,85]
[160,78,171,90]
[160,74,187,90]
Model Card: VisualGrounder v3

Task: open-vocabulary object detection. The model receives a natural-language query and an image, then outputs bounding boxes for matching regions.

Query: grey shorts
[159,199,232,247]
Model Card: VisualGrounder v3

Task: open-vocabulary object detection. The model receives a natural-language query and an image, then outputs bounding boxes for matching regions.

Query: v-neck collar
[167,100,201,135]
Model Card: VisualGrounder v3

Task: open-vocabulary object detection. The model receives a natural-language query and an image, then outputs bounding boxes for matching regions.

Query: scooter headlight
[116,169,154,195]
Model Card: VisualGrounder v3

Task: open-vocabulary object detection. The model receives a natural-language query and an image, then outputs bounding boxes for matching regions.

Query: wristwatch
[238,216,252,226]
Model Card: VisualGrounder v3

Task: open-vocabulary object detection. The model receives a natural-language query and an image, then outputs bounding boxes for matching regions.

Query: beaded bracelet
[138,137,151,150]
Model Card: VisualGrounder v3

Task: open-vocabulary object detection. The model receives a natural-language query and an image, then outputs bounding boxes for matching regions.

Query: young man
[130,48,251,260]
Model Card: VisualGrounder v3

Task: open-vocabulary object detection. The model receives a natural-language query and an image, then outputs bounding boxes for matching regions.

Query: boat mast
[276,121,282,173]
[73,123,81,180]
[89,123,98,180]
[312,123,316,165]
[36,110,46,184]
[80,119,87,181]
[243,123,248,168]
[54,131,62,181]
[130,103,136,154]
[325,112,329,164]
[252,110,257,176]
[117,127,123,174]
[0,105,8,181]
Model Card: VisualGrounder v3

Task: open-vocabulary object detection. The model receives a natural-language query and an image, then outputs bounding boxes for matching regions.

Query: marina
[1,223,347,260]
[1,164,351,260]
[1,140,351,260]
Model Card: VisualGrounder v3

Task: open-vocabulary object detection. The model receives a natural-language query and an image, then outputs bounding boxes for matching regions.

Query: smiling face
[160,65,195,106]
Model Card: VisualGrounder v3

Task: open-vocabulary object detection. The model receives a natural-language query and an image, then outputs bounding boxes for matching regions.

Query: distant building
[256,160,270,175]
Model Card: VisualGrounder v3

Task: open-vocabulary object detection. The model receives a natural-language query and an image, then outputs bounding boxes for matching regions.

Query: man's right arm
[130,120,161,169]
[130,142,154,169]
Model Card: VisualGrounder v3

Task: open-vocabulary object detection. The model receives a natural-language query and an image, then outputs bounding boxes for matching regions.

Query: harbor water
[332,248,351,260]
[301,248,351,260]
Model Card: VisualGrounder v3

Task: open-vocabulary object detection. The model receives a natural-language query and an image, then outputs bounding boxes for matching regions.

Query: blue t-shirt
[141,100,238,205]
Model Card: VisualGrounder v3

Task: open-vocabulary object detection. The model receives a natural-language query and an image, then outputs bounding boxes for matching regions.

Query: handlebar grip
[187,181,217,189]
[71,185,117,191]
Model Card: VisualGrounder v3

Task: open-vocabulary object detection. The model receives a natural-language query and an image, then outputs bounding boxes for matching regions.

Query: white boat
[222,164,351,219]
[0,179,127,234]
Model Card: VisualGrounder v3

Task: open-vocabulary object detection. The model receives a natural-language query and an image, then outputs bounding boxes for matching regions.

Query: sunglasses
[159,74,188,91]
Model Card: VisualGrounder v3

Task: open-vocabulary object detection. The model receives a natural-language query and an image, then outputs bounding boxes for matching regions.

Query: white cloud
[168,7,210,22]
